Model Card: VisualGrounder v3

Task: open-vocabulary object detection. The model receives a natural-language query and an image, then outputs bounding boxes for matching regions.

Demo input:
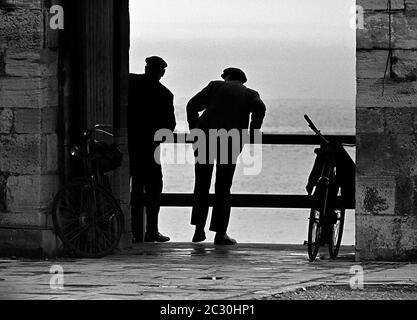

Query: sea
[158,98,356,245]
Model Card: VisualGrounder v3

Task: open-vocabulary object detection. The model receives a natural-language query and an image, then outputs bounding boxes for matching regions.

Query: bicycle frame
[72,125,115,240]
[305,115,354,260]
[71,124,114,182]
[53,124,123,258]
[314,145,338,231]
[305,115,344,250]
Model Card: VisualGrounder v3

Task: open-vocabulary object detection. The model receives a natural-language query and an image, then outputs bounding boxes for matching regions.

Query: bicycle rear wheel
[52,180,124,258]
[308,186,328,262]
[328,194,346,259]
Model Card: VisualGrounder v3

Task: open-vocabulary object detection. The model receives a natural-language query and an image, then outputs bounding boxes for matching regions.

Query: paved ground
[0,243,416,300]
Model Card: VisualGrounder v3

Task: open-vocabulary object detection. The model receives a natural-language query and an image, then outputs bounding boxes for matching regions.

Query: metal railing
[160,133,356,210]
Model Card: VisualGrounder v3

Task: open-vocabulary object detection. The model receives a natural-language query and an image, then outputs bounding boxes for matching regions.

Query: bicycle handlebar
[94,124,113,130]
[304,115,330,145]
[83,124,114,139]
[94,129,114,137]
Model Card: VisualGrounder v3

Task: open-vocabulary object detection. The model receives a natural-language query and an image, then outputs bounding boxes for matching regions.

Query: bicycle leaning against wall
[52,125,124,258]
[304,115,355,262]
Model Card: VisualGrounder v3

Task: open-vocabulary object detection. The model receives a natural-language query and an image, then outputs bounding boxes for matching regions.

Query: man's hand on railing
[306,183,314,196]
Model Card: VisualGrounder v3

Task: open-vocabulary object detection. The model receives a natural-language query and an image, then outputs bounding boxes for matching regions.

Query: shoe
[144,232,170,243]
[214,234,237,245]
[192,231,206,243]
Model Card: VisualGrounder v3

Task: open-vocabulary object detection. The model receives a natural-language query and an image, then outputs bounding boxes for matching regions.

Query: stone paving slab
[0,243,416,300]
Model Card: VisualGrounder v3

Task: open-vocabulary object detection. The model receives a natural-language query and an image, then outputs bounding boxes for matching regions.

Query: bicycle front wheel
[307,186,328,262]
[52,180,124,258]
[328,195,346,259]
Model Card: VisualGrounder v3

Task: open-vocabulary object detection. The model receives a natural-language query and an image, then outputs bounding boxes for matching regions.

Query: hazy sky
[130,0,356,101]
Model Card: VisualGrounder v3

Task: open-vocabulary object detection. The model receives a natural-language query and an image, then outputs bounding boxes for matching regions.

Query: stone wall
[0,0,131,257]
[357,0,417,260]
[0,0,60,257]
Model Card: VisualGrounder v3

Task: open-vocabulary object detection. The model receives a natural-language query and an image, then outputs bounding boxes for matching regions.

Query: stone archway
[0,0,131,257]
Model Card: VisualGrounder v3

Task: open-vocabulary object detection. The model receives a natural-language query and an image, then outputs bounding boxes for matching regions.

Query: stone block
[6,175,40,212]
[357,175,396,215]
[356,107,384,133]
[357,132,417,175]
[384,107,416,134]
[391,133,417,173]
[42,76,59,108]
[356,215,417,260]
[39,174,59,210]
[357,50,389,79]
[0,77,42,109]
[0,0,42,9]
[357,50,417,80]
[387,12,417,49]
[405,0,417,10]
[357,0,405,11]
[395,175,414,215]
[0,7,43,49]
[0,48,5,75]
[0,172,8,212]
[41,133,58,173]
[0,228,42,252]
[357,12,390,49]
[358,11,417,49]
[41,106,58,133]
[0,211,48,227]
[0,76,58,109]
[398,216,417,253]
[4,49,59,78]
[357,78,417,109]
[4,51,41,77]
[0,134,41,174]
[6,174,58,212]
[356,133,397,176]
[391,50,417,81]
[0,108,13,133]
[14,108,41,133]
[0,228,60,259]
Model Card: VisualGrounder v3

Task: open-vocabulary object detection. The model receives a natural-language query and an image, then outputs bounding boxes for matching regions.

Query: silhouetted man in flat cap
[128,56,176,243]
[187,67,266,245]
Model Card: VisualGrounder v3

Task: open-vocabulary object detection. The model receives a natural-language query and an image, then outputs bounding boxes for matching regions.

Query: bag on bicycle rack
[92,141,123,173]
[306,147,324,195]
[305,143,355,209]
[335,144,355,209]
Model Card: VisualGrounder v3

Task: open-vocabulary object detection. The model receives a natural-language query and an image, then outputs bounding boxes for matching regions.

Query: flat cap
[145,56,168,70]
[221,67,247,84]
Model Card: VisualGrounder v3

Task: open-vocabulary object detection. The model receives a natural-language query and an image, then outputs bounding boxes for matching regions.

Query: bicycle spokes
[52,181,123,258]
[308,207,322,262]
[329,207,345,259]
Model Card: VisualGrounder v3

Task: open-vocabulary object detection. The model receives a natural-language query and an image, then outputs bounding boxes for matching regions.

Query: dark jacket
[186,80,266,131]
[128,73,176,153]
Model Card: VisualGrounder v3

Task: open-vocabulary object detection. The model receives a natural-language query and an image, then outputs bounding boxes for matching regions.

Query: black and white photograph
[0,0,417,312]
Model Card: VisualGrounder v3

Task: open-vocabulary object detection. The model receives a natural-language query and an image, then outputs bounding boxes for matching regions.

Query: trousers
[130,145,162,238]
[191,162,237,234]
